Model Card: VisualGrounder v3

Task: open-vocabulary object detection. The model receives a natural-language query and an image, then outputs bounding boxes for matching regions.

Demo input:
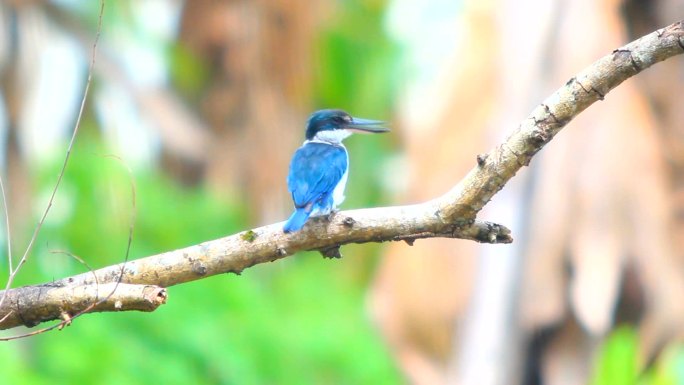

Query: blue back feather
[287,142,347,209]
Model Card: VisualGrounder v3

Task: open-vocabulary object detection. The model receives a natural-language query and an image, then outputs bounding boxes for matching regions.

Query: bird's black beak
[346,117,390,134]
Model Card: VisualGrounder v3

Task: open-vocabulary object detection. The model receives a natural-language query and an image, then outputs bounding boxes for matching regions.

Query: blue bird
[283,109,389,233]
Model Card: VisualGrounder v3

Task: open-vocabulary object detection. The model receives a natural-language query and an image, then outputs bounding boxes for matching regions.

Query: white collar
[309,129,352,145]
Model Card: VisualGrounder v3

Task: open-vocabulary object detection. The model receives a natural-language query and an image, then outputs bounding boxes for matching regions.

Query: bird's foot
[327,209,339,222]
[319,245,342,259]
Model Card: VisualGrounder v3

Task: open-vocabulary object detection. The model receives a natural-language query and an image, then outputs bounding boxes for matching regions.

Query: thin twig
[0,0,105,312]
[0,248,101,338]
[0,3,143,339]
[0,152,142,340]
[0,177,12,273]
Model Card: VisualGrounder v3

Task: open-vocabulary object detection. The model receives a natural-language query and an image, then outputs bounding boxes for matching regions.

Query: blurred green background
[1,1,683,384]
[0,1,401,384]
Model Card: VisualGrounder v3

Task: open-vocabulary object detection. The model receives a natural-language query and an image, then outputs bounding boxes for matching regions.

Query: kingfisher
[283,109,389,233]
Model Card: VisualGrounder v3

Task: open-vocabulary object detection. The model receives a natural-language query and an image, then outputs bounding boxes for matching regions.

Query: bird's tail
[283,208,311,233]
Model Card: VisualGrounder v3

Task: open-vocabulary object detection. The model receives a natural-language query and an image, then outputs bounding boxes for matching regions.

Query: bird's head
[305,109,389,142]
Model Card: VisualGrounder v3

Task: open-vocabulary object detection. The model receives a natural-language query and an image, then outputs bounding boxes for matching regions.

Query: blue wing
[287,142,348,211]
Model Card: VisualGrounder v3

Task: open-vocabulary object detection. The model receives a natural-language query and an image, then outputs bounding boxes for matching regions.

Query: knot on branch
[473,222,513,244]
[319,246,342,259]
[612,49,642,72]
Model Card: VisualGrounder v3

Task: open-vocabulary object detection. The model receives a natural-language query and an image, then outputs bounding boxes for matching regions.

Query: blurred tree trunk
[0,4,41,249]
[371,1,684,384]
[177,0,327,224]
[370,3,499,384]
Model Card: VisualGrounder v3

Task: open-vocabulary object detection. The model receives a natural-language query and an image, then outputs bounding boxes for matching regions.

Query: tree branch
[0,283,167,330]
[435,21,684,221]
[1,21,683,331]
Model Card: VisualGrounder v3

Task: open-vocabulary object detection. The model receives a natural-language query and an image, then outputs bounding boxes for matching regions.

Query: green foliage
[0,1,404,383]
[169,42,212,101]
[312,0,399,221]
[1,130,400,384]
[314,1,399,116]
[590,326,684,385]
[0,256,401,385]
[591,326,638,385]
